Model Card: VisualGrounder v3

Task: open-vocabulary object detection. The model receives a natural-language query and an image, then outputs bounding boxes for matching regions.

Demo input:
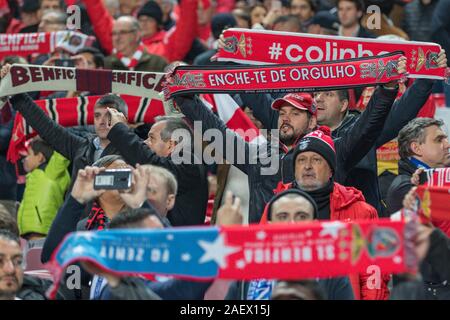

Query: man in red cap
[175,73,398,225]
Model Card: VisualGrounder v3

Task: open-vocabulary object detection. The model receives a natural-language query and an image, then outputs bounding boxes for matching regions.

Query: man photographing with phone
[1,62,129,190]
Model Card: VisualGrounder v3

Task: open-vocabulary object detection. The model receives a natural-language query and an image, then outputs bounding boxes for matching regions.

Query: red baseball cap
[271,93,316,116]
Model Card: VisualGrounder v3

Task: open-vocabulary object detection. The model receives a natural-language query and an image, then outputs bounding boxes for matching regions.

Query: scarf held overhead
[6,94,165,163]
[215,28,448,80]
[0,64,166,99]
[6,93,264,163]
[46,219,416,299]
[164,52,404,98]
[416,168,450,223]
[0,31,96,59]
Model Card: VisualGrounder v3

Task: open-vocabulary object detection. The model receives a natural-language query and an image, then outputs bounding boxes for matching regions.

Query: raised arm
[335,85,398,174]
[174,95,253,175]
[9,93,85,161]
[239,93,278,130]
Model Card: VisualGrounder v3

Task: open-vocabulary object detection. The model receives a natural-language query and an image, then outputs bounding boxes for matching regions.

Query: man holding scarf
[269,127,389,299]
[173,56,405,224]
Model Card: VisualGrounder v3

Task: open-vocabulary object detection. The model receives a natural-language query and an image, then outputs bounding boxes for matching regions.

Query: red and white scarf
[113,43,146,70]
[215,28,449,80]
[0,31,95,59]
[164,52,404,98]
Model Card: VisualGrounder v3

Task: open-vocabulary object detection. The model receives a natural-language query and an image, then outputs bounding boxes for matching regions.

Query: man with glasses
[105,16,167,72]
[0,230,23,300]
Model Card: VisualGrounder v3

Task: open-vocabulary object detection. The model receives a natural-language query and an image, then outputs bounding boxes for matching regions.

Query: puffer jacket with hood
[17,152,70,236]
[260,181,390,300]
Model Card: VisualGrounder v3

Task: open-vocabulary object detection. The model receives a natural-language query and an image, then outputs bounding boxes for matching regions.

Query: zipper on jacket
[35,206,42,225]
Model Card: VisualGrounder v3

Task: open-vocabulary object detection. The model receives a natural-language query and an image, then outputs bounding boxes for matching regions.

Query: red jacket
[82,0,197,62]
[261,182,390,300]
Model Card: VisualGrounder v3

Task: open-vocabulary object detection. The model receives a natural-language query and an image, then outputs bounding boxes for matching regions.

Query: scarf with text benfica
[0,31,95,59]
[46,219,416,299]
[163,52,404,98]
[215,28,448,80]
[0,64,166,100]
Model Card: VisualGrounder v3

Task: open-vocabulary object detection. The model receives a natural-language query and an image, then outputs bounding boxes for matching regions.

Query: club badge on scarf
[215,28,448,80]
[46,219,415,299]
[163,52,403,98]
[416,168,450,224]
[0,64,165,100]
[0,31,95,59]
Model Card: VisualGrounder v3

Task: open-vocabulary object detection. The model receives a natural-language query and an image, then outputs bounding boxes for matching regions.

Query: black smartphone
[94,169,132,190]
[54,58,75,68]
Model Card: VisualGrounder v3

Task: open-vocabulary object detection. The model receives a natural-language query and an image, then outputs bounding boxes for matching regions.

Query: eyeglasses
[0,255,23,269]
[112,29,137,37]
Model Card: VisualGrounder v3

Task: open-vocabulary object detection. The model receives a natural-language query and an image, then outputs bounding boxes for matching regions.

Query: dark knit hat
[266,188,318,221]
[293,126,336,173]
[137,1,163,26]
[211,13,237,40]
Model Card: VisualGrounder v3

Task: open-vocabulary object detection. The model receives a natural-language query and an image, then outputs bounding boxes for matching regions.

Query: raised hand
[71,166,106,204]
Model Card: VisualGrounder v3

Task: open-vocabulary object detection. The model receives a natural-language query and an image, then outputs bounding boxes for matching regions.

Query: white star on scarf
[198,235,241,268]
[181,253,191,262]
[319,221,346,239]
[74,232,96,242]
[72,245,86,255]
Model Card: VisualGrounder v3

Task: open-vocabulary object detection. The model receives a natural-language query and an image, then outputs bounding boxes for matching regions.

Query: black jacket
[386,158,416,214]
[176,86,397,223]
[241,79,435,216]
[225,277,354,300]
[101,277,212,300]
[390,229,450,300]
[107,123,209,226]
[41,195,93,299]
[431,0,450,67]
[0,114,17,201]
[9,93,120,190]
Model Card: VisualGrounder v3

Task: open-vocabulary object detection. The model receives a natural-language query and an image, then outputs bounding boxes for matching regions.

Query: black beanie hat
[293,126,337,174]
[137,1,163,26]
[267,189,318,221]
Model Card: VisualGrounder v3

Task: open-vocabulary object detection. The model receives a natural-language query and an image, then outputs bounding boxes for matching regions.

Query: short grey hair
[155,116,192,144]
[143,165,178,196]
[92,155,125,168]
[116,15,141,31]
[398,118,444,159]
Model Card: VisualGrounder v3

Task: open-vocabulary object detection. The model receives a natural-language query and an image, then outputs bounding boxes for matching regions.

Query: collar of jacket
[398,157,421,176]
[332,110,360,138]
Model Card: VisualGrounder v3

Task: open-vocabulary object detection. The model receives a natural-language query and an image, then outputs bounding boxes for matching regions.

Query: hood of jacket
[259,181,366,223]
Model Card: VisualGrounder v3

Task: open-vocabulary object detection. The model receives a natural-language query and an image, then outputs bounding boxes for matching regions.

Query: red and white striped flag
[199,93,266,145]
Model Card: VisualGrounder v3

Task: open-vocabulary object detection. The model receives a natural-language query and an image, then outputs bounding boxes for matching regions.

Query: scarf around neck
[297,179,334,220]
[114,43,146,70]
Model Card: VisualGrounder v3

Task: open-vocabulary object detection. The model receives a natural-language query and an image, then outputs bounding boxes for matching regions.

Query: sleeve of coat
[424,228,450,282]
[239,93,278,130]
[175,95,252,175]
[41,195,86,263]
[107,122,190,179]
[376,79,434,147]
[9,94,86,162]
[81,0,114,54]
[165,0,198,62]
[336,85,397,174]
